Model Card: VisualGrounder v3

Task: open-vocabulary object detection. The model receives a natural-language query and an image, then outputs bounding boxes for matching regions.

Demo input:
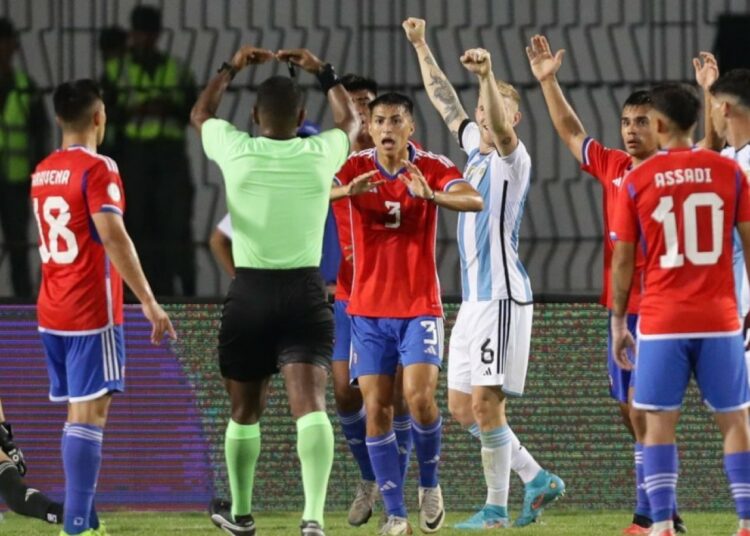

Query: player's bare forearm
[413,43,468,142]
[328,83,361,148]
[697,90,724,151]
[330,185,350,201]
[539,76,587,162]
[434,182,483,212]
[190,69,233,133]
[209,230,235,278]
[0,399,5,422]
[611,240,635,317]
[478,72,517,155]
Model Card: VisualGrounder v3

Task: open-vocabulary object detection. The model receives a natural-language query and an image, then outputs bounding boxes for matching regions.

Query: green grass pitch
[0,510,739,535]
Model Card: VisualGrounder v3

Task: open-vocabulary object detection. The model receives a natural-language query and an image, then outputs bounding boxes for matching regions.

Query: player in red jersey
[611,83,750,536]
[330,92,482,534]
[526,34,685,533]
[31,79,175,536]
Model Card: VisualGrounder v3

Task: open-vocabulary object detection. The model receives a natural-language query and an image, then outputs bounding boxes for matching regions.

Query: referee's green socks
[297,411,334,526]
[225,420,261,519]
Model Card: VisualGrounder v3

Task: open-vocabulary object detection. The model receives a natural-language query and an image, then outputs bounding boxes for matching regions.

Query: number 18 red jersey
[32,146,126,333]
[612,147,750,335]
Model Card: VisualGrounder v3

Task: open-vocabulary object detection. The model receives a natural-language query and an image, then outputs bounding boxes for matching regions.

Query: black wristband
[217,62,238,79]
[316,63,341,93]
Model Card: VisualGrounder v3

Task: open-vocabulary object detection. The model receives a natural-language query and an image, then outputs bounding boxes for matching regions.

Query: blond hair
[496,80,520,111]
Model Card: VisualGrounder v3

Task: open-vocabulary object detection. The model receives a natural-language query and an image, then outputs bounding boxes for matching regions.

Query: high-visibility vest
[105,54,188,141]
[0,70,32,183]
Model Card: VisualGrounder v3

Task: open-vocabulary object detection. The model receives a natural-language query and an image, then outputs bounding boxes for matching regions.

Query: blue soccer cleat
[514,470,566,527]
[454,505,510,530]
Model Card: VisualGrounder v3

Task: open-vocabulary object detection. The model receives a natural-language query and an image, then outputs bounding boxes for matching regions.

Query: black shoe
[300,520,325,536]
[674,513,687,533]
[209,498,256,535]
[632,513,652,529]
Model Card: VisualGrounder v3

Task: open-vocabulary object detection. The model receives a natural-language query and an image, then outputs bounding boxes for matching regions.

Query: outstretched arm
[403,17,468,143]
[190,45,275,133]
[693,51,723,151]
[526,34,587,163]
[398,160,483,212]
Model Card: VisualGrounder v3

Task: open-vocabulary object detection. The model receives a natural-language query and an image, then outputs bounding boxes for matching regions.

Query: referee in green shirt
[191,46,360,536]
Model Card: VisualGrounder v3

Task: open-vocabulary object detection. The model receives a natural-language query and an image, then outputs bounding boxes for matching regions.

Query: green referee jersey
[201,118,349,269]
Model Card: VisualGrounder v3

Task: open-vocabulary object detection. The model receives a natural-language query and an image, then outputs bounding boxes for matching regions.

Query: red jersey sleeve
[581,137,629,184]
[334,158,358,187]
[736,165,750,223]
[422,153,464,192]
[611,173,639,243]
[86,159,125,216]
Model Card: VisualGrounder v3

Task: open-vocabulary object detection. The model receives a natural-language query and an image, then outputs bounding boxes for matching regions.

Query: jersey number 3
[651,192,723,268]
[33,196,79,264]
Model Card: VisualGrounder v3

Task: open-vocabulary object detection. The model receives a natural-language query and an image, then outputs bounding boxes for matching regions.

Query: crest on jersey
[107,182,122,202]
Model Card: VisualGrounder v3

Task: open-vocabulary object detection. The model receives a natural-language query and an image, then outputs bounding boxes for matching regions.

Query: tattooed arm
[403,17,468,143]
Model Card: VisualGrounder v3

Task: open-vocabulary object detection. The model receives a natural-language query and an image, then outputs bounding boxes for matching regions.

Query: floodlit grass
[0,510,740,535]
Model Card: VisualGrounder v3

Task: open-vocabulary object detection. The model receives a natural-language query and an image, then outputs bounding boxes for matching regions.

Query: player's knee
[363,401,392,434]
[405,391,436,421]
[447,394,473,428]
[333,382,362,413]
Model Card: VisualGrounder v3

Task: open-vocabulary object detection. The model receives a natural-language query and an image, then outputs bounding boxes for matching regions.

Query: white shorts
[448,299,533,396]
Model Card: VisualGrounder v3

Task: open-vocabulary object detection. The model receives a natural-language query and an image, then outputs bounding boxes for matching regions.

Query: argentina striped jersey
[724,144,750,317]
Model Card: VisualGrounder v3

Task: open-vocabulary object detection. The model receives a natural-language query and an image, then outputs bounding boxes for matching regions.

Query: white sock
[480,426,513,507]
[508,427,542,484]
[652,520,674,532]
[741,519,750,529]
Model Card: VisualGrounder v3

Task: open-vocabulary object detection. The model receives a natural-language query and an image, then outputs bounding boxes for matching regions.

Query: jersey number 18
[33,196,79,264]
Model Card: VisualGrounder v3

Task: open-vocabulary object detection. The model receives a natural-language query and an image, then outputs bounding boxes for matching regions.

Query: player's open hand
[610,315,635,371]
[348,170,385,196]
[231,46,275,71]
[402,18,426,46]
[461,48,492,78]
[526,34,565,82]
[398,159,433,200]
[142,301,177,345]
[693,51,719,91]
[276,48,325,74]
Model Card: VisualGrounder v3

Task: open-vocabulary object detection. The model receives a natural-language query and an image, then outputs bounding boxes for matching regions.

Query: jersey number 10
[33,196,79,264]
[651,192,723,269]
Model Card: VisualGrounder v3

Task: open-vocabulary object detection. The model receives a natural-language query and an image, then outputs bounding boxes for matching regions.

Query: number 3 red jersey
[612,147,750,335]
[31,146,126,333]
[334,143,465,318]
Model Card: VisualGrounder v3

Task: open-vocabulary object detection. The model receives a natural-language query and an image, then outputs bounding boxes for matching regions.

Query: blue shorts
[607,312,638,403]
[333,300,352,362]
[634,333,750,412]
[350,315,443,379]
[41,325,126,403]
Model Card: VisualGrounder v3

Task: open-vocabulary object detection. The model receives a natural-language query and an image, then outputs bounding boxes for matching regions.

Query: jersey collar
[374,141,416,180]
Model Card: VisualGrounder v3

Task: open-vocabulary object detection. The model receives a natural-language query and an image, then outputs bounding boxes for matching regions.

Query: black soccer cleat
[209,498,256,535]
[673,513,687,534]
[300,520,325,536]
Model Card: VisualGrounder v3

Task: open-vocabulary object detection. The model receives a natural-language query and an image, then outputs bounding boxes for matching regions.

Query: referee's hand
[142,301,177,345]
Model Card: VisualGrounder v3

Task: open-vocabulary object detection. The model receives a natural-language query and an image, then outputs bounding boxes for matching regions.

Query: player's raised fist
[276,48,325,74]
[461,48,492,77]
[402,18,426,46]
[231,46,275,71]
[526,34,565,82]
[693,51,719,91]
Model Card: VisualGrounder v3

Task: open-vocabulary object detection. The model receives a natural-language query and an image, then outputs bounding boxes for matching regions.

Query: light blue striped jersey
[457,121,532,303]
[724,144,750,317]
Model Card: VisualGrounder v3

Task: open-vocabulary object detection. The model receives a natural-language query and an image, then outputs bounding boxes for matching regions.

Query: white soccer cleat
[347,479,379,526]
[418,484,445,533]
[379,515,413,535]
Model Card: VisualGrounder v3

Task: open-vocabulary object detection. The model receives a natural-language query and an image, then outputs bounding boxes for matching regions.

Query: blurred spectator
[98,25,127,158]
[0,18,49,297]
[102,5,196,296]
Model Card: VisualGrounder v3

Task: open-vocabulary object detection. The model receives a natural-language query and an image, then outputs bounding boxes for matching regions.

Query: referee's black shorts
[218,267,334,381]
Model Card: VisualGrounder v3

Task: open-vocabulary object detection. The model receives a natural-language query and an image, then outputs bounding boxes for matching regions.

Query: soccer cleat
[673,514,687,534]
[379,515,413,535]
[209,498,256,535]
[418,484,445,533]
[92,521,110,536]
[300,519,325,535]
[735,529,750,536]
[649,531,675,536]
[622,523,651,534]
[514,469,566,527]
[347,479,379,526]
[454,505,511,529]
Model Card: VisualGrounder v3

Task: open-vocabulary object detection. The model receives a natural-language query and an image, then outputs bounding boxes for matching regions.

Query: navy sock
[412,416,442,488]
[366,431,407,517]
[393,414,412,481]
[643,444,678,523]
[63,424,103,535]
[635,443,650,517]
[338,408,375,481]
[725,451,750,519]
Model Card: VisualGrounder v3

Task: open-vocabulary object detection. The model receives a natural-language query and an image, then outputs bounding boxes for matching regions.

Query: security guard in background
[102,5,196,296]
[0,18,49,298]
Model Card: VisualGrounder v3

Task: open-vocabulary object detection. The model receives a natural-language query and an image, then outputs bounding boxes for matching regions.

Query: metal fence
[0,0,748,297]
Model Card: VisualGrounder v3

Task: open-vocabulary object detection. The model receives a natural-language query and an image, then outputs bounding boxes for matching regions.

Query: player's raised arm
[190,45,275,133]
[277,48,361,148]
[402,17,468,142]
[526,34,587,162]
[330,170,384,201]
[693,51,724,150]
[398,159,483,212]
[461,48,518,156]
[91,212,176,344]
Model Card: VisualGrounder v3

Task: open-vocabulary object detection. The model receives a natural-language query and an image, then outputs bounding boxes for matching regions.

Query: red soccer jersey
[581,137,643,313]
[32,146,126,333]
[612,147,750,335]
[335,142,465,317]
[332,197,353,301]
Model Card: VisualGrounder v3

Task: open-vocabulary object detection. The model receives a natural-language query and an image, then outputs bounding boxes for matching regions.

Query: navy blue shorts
[333,300,352,362]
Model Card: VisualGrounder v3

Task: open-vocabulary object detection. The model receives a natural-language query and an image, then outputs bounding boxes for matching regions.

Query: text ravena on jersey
[32,169,71,187]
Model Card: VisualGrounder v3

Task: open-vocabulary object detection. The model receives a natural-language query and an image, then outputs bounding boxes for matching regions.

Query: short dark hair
[130,5,162,33]
[99,26,127,54]
[648,83,701,131]
[623,90,651,109]
[53,79,103,125]
[368,92,413,116]
[0,18,18,41]
[341,74,378,96]
[256,76,303,123]
[710,68,750,108]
